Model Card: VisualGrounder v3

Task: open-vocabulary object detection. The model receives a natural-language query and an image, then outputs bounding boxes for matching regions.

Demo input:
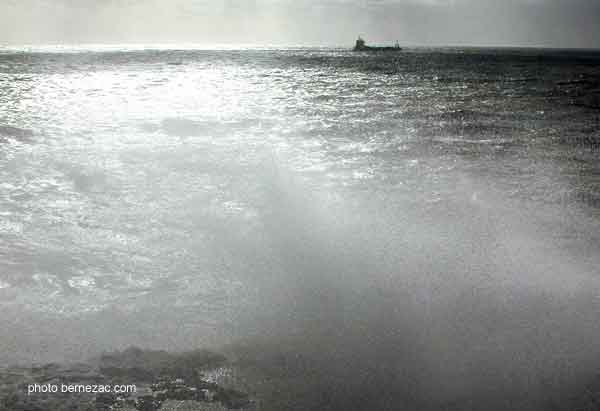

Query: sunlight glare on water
[0,47,599,380]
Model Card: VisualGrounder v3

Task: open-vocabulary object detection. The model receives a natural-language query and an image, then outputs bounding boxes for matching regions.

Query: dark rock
[99,366,155,382]
[215,388,251,409]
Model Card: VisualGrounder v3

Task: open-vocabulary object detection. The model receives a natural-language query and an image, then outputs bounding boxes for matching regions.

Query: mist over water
[1,46,600,409]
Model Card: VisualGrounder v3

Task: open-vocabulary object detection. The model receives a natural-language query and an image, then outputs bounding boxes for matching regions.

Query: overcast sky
[1,0,599,48]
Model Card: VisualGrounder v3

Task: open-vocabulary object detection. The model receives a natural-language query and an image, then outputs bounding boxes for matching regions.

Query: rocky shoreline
[0,347,254,411]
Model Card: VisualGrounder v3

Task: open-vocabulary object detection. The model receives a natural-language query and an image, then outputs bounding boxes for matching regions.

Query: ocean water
[1,46,600,409]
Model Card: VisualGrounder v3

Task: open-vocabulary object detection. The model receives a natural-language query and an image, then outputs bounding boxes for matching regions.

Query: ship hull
[353,46,402,52]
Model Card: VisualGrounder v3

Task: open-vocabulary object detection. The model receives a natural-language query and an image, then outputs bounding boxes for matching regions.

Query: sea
[1,45,600,410]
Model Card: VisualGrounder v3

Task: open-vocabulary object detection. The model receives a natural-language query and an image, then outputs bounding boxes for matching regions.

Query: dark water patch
[431,76,522,85]
[436,109,496,121]
[551,373,600,411]
[503,77,538,83]
[553,189,600,211]
[554,74,600,109]
[6,75,34,82]
[421,109,523,142]
[0,125,34,143]
[556,78,599,87]
[161,118,216,137]
[139,122,161,133]
[573,90,600,110]
[68,168,110,194]
[555,134,600,151]
[155,117,267,138]
[445,122,517,136]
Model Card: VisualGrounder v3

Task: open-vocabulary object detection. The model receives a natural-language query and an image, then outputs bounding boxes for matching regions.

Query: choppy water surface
[1,46,600,408]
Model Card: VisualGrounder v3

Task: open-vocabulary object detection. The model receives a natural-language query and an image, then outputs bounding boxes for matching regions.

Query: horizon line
[1,42,599,52]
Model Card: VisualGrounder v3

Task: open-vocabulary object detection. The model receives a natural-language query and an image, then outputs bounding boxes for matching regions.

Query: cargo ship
[353,37,402,51]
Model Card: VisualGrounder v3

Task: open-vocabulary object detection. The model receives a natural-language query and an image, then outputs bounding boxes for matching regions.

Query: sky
[1,0,599,48]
